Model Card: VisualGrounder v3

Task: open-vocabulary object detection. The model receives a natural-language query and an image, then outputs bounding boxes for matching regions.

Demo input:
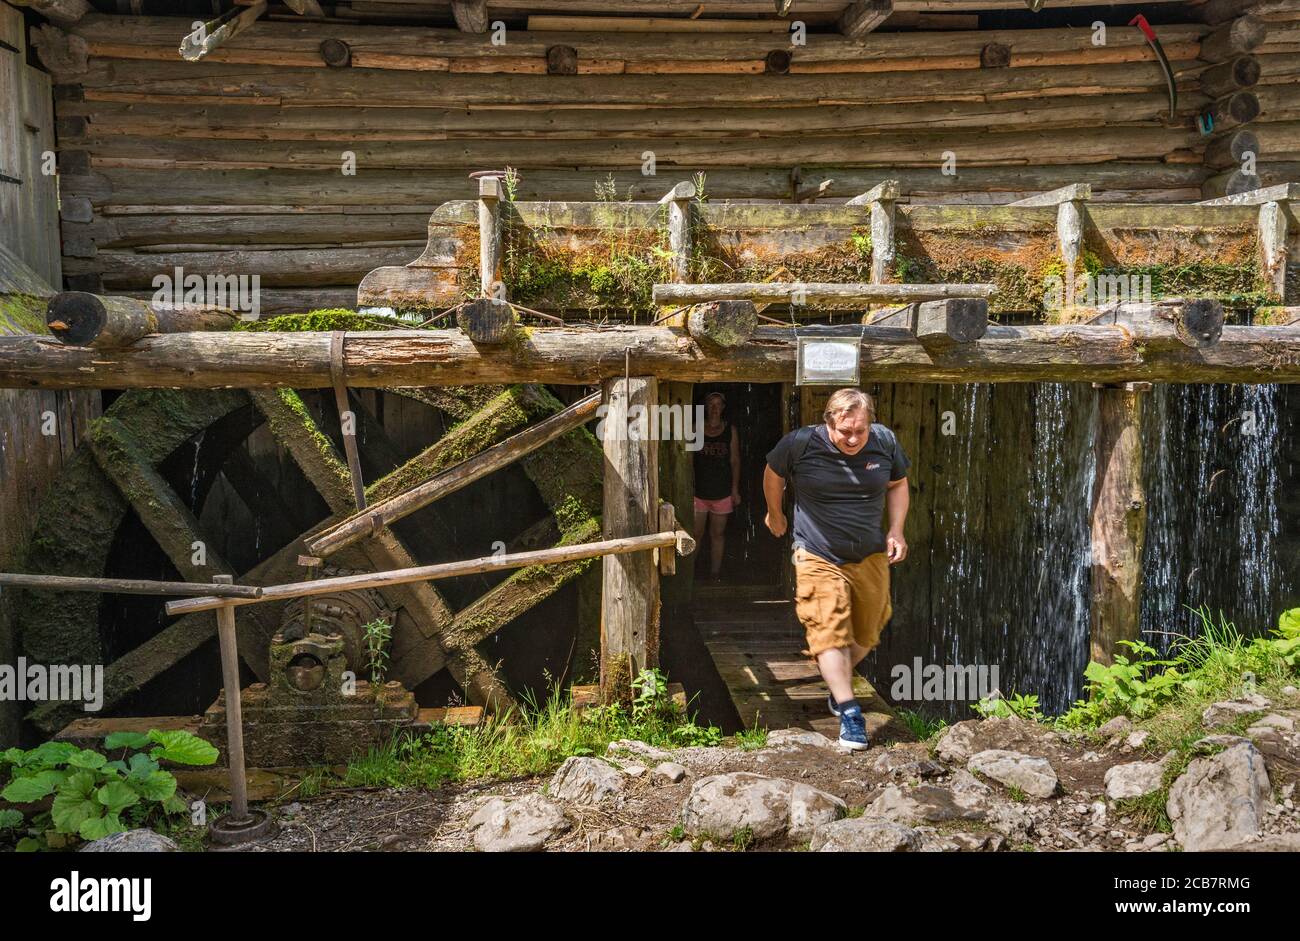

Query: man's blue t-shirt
[765,422,910,565]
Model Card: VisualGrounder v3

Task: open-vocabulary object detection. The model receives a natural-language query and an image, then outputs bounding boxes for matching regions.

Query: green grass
[896,708,948,741]
[344,680,722,790]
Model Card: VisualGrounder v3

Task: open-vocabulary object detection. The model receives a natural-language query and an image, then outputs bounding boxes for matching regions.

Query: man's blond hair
[823,388,875,424]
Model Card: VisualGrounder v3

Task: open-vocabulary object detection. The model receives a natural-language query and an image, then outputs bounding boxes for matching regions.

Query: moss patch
[235,308,412,332]
[0,293,52,336]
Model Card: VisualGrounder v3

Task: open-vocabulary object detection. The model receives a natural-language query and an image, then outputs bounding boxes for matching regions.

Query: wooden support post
[1010,185,1095,308]
[1089,384,1148,666]
[46,292,237,347]
[212,575,250,821]
[1258,200,1291,302]
[840,0,893,39]
[478,175,503,298]
[846,180,899,285]
[659,181,695,286]
[600,376,659,704]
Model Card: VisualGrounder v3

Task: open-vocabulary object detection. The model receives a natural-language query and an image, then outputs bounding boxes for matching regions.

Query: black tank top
[695,422,733,500]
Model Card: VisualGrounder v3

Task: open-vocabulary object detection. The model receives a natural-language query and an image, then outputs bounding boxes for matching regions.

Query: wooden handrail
[167,528,695,617]
[0,572,262,599]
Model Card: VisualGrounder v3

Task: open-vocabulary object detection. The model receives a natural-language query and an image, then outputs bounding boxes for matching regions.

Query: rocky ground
[84,687,1300,853]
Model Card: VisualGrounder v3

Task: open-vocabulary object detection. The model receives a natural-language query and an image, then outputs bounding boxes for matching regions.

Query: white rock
[1166,741,1272,852]
[652,761,687,784]
[1104,752,1173,801]
[967,749,1059,798]
[766,728,837,750]
[679,772,844,844]
[468,794,570,852]
[79,830,178,852]
[548,756,627,806]
[1202,695,1271,729]
[1124,730,1151,750]
[623,764,648,778]
[606,739,673,763]
[810,817,921,852]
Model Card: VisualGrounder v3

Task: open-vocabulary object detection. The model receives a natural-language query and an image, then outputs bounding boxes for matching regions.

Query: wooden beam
[526,16,789,32]
[1008,183,1092,207]
[910,298,988,344]
[1203,128,1260,171]
[1199,183,1300,206]
[1199,55,1261,99]
[1086,299,1224,348]
[652,282,994,306]
[847,181,898,285]
[600,376,660,704]
[179,1,267,63]
[306,391,601,557]
[45,292,237,347]
[165,529,690,617]
[9,321,1300,388]
[840,0,893,40]
[478,174,503,298]
[1089,383,1147,667]
[457,297,517,344]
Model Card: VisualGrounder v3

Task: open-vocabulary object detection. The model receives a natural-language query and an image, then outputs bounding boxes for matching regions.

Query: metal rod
[167,529,694,617]
[212,575,250,822]
[0,572,262,598]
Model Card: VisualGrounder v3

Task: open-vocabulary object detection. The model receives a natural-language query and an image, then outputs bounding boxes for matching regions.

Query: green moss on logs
[235,308,411,332]
[0,293,50,336]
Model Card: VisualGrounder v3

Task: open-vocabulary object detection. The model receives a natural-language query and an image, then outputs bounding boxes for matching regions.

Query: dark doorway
[690,382,786,586]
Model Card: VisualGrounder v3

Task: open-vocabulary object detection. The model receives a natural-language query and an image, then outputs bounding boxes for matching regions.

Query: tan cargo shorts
[793,546,893,658]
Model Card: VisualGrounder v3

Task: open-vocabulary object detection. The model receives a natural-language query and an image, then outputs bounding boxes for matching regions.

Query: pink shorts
[694,495,734,515]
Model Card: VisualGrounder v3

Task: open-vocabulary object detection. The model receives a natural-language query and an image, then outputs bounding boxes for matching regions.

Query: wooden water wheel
[16,382,603,735]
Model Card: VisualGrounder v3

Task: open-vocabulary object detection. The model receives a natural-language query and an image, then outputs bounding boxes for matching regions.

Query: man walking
[763,389,910,750]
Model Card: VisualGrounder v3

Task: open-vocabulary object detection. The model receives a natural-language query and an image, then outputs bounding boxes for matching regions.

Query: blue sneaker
[827,694,841,717]
[838,706,869,751]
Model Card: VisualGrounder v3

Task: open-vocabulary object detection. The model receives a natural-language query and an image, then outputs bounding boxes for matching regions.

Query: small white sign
[797,337,860,386]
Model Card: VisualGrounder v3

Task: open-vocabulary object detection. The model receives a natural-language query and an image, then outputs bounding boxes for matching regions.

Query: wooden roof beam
[180,1,267,63]
[840,0,893,40]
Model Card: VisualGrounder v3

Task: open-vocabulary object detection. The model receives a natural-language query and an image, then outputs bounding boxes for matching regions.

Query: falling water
[1142,384,1284,650]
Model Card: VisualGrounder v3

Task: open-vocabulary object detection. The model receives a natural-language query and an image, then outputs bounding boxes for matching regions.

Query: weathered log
[167,528,689,618]
[911,298,989,344]
[546,44,578,75]
[1203,128,1260,170]
[45,291,238,347]
[4,322,1300,388]
[456,297,517,344]
[1202,90,1261,132]
[980,43,1011,68]
[1086,299,1224,348]
[1199,55,1261,99]
[1089,383,1147,666]
[1199,182,1300,205]
[764,49,791,75]
[451,0,490,33]
[685,301,758,348]
[1198,15,1267,62]
[306,390,602,557]
[653,282,994,306]
[1201,168,1264,199]
[1009,183,1092,207]
[319,38,351,68]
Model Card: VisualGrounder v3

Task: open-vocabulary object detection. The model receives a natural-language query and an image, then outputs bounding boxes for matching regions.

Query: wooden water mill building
[0,0,1297,760]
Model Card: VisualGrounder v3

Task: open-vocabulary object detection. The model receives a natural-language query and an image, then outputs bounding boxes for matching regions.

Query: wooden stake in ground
[1089,384,1148,666]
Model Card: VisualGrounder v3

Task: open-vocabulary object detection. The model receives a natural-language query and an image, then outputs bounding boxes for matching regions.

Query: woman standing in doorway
[693,391,741,581]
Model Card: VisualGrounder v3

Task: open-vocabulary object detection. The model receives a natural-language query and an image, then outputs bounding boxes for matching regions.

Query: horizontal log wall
[35,13,1300,312]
